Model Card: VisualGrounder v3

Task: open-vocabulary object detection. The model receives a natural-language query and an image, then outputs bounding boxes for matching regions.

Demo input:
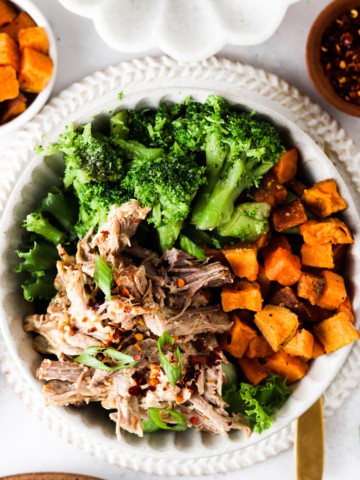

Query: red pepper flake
[100,230,109,236]
[132,218,141,224]
[120,286,130,297]
[320,7,360,105]
[87,327,97,333]
[133,354,142,361]
[190,416,199,426]
[177,278,186,288]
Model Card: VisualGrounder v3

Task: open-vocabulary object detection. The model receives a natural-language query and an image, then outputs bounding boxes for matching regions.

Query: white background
[1,0,360,478]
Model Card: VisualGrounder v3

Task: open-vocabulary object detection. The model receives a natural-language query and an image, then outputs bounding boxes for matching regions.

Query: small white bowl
[0,0,58,135]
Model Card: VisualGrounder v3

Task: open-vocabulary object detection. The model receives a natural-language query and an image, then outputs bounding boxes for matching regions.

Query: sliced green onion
[75,346,138,371]
[142,418,160,433]
[157,332,182,386]
[148,408,187,431]
[94,256,113,300]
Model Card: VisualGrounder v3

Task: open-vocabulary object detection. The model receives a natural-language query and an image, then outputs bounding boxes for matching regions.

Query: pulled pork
[26,200,250,437]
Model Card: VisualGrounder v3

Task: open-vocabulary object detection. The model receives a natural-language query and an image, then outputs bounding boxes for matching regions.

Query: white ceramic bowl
[0,81,359,464]
[58,0,301,61]
[0,0,58,135]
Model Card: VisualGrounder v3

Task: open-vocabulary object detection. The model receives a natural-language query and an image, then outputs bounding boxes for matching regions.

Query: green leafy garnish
[223,374,292,434]
[94,256,113,300]
[75,346,138,371]
[15,241,59,273]
[157,331,182,386]
[148,408,187,431]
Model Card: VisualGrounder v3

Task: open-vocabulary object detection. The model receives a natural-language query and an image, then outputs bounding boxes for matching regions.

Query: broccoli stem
[217,202,271,241]
[23,212,66,245]
[110,111,129,139]
[179,234,206,261]
[39,187,78,235]
[112,138,163,162]
[158,221,183,252]
[193,150,247,230]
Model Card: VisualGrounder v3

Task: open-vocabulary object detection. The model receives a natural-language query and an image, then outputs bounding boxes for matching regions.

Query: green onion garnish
[148,408,187,431]
[94,256,113,300]
[75,346,138,371]
[157,331,182,386]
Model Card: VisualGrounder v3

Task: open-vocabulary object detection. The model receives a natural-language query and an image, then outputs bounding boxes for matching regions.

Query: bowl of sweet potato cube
[0,0,57,133]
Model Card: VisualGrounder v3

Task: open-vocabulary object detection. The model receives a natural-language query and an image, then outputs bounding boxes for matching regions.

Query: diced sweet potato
[201,245,227,264]
[264,350,309,383]
[264,247,302,286]
[316,270,347,310]
[223,244,258,281]
[332,244,348,272]
[253,172,287,208]
[313,312,360,353]
[238,358,269,385]
[0,91,26,123]
[254,304,299,352]
[302,179,347,218]
[256,265,271,299]
[299,219,353,246]
[0,11,36,41]
[303,303,333,323]
[300,242,334,269]
[336,297,355,323]
[221,279,263,312]
[0,64,18,101]
[297,272,326,306]
[311,338,325,358]
[245,335,274,358]
[255,233,270,250]
[221,313,257,358]
[0,0,16,27]
[270,286,310,322]
[18,26,49,54]
[0,32,19,69]
[283,329,314,360]
[19,47,53,93]
[261,234,291,259]
[271,148,298,184]
[272,199,307,232]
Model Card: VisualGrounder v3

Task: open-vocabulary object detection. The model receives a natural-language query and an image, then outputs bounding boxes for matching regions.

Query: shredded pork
[25,199,251,438]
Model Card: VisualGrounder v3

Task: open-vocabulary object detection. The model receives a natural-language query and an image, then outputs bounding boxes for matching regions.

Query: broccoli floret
[110,110,129,139]
[122,151,205,251]
[23,212,66,245]
[217,202,271,241]
[191,111,285,230]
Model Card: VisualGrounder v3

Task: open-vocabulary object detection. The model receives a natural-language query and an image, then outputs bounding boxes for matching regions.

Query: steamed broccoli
[217,202,271,241]
[23,212,66,245]
[122,151,205,251]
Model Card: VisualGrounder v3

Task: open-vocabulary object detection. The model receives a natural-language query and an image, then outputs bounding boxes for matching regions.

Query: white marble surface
[1,0,360,478]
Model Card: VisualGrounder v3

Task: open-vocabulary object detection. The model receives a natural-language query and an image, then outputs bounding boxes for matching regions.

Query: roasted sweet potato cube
[272,199,307,232]
[0,91,26,123]
[297,272,326,306]
[314,312,360,353]
[261,234,291,259]
[221,279,263,312]
[254,304,299,352]
[302,179,347,218]
[223,244,258,281]
[253,173,287,208]
[0,32,19,69]
[238,358,269,385]
[221,313,257,358]
[300,242,334,269]
[283,329,314,360]
[19,47,53,93]
[270,286,310,322]
[0,11,36,41]
[332,244,348,272]
[0,65,18,101]
[18,26,49,54]
[271,148,298,184]
[264,247,302,286]
[286,178,307,197]
[311,338,325,358]
[336,296,355,323]
[256,265,271,299]
[316,270,347,310]
[299,219,353,246]
[245,335,274,358]
[0,0,16,27]
[264,350,308,383]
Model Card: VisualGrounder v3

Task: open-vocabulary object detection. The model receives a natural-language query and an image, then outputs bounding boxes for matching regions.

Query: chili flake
[320,7,360,105]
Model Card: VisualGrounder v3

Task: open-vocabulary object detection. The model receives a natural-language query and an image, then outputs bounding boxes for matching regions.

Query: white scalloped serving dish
[0,57,360,475]
[58,0,301,61]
